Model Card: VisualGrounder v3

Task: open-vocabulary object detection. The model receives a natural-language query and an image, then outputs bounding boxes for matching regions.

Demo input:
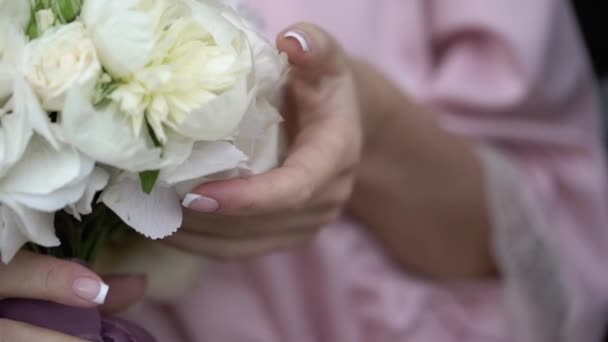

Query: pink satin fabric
[127,1,608,341]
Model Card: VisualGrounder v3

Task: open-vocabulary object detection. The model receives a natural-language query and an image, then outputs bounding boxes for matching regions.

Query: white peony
[58,0,287,240]
[82,0,254,144]
[22,22,101,112]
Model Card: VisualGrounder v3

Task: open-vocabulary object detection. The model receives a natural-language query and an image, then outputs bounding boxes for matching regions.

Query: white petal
[0,65,12,100]
[158,130,194,170]
[0,96,33,177]
[234,124,284,174]
[82,0,156,78]
[160,141,247,185]
[72,168,110,216]
[1,21,26,66]
[186,0,241,47]
[60,86,163,172]
[0,214,28,263]
[0,136,93,195]
[176,77,252,141]
[9,182,87,212]
[101,178,181,239]
[0,1,31,30]
[222,8,288,95]
[0,198,59,263]
[236,97,283,138]
[13,75,59,148]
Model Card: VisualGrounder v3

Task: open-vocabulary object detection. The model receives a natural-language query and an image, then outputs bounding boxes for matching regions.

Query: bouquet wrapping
[0,0,287,340]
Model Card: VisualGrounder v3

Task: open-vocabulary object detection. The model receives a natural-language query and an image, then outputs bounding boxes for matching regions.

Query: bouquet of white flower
[0,0,287,340]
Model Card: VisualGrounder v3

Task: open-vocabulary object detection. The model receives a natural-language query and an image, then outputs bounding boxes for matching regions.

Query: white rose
[22,22,101,112]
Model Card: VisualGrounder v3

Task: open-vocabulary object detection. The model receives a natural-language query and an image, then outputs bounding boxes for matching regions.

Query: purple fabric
[102,317,157,342]
[0,298,155,342]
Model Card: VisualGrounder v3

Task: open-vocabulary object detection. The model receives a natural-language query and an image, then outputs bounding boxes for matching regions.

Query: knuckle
[32,260,74,298]
[292,183,314,210]
[289,168,316,209]
[236,194,257,213]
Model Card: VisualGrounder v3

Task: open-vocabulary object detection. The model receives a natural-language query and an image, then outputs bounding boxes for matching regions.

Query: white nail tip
[94,282,109,305]
[284,30,311,52]
[182,193,202,208]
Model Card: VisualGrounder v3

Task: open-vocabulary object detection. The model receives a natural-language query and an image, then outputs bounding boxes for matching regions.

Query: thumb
[277,23,350,78]
[0,251,109,307]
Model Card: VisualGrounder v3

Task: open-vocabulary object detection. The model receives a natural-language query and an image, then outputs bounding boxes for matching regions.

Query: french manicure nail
[73,277,109,305]
[182,193,220,213]
[284,30,311,52]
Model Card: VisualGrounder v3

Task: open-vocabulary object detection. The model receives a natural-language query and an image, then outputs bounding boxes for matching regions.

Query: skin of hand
[347,60,495,280]
[171,23,369,260]
[0,251,146,341]
[174,23,494,280]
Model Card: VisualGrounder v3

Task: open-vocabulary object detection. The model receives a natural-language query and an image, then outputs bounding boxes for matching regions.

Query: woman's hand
[169,23,367,259]
[0,251,146,341]
[345,61,495,280]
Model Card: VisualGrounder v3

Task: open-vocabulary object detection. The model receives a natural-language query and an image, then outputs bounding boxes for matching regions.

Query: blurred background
[572,1,608,142]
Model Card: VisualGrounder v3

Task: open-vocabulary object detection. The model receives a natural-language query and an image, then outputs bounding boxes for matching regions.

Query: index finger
[0,251,108,307]
[186,119,339,216]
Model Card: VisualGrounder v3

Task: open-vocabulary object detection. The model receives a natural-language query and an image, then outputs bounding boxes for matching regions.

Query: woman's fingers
[0,251,108,307]
[277,22,349,78]
[164,230,316,261]
[0,319,85,341]
[100,275,147,315]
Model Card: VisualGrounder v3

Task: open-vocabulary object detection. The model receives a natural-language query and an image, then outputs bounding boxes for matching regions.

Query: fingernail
[73,278,109,304]
[284,30,311,52]
[182,193,220,213]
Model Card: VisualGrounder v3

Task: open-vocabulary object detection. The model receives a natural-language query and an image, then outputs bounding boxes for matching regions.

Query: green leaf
[92,73,119,106]
[51,0,82,23]
[139,170,160,194]
[26,2,42,40]
[26,18,40,40]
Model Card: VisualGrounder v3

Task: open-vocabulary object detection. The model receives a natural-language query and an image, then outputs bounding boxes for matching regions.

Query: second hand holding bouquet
[0,0,287,340]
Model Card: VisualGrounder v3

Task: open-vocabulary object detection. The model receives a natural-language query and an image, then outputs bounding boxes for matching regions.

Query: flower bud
[35,9,56,34]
